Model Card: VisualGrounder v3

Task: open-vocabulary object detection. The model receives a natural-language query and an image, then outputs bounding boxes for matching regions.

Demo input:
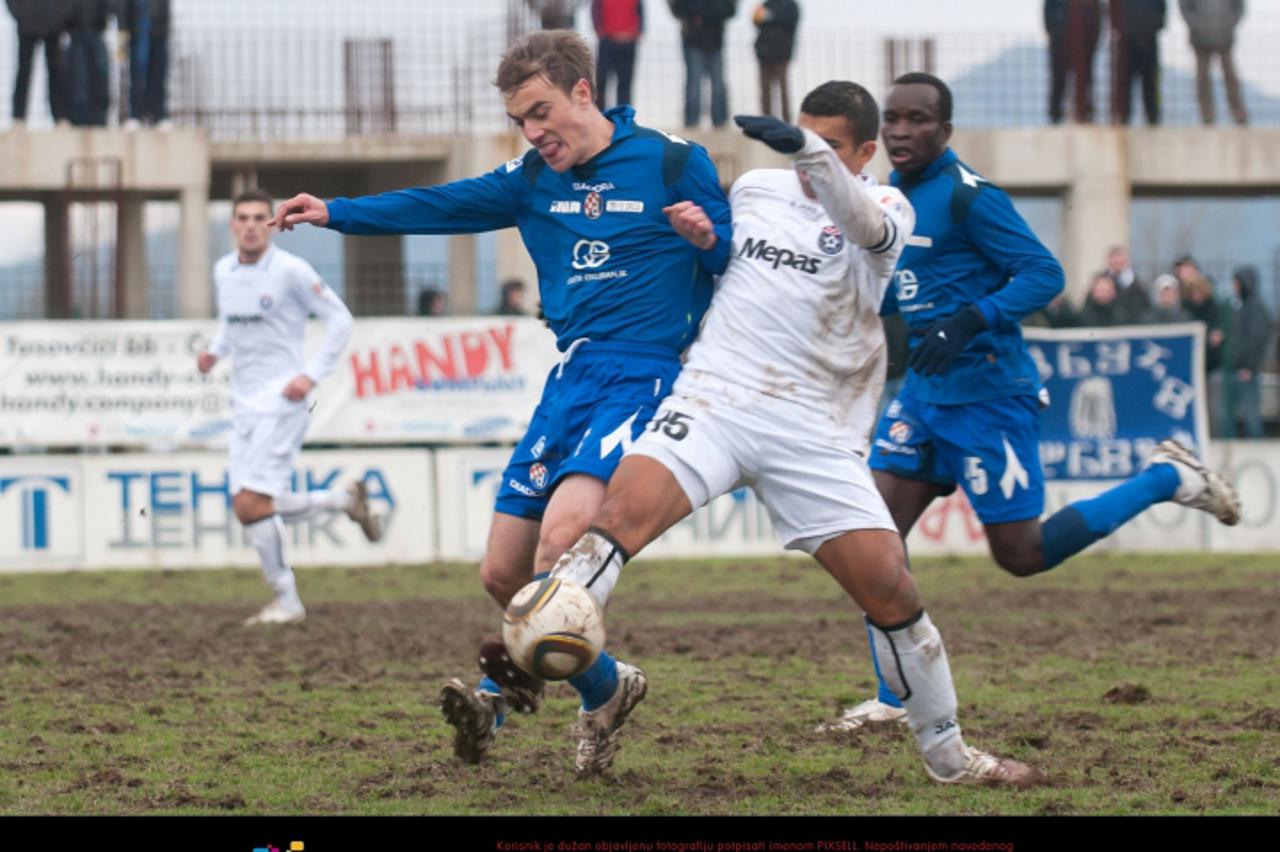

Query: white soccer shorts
[228,406,310,498]
[627,391,896,554]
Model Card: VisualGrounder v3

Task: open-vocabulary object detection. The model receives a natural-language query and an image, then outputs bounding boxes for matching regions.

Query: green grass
[1,553,1278,814]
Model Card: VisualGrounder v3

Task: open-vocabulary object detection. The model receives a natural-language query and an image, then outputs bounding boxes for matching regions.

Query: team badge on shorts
[818,225,844,255]
[889,420,912,444]
[529,462,549,489]
[259,294,273,310]
[584,191,603,220]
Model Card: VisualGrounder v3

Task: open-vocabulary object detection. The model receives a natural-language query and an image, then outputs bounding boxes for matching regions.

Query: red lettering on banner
[460,332,488,376]
[415,338,458,381]
[488,324,515,370]
[916,492,987,543]
[387,345,415,392]
[350,350,384,398]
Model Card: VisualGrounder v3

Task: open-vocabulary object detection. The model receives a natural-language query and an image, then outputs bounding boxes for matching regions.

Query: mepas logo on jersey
[738,237,823,274]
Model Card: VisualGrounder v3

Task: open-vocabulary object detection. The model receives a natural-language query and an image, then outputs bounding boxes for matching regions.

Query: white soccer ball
[502,577,605,681]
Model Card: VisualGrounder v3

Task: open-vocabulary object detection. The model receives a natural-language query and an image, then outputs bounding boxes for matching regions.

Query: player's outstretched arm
[272,193,329,231]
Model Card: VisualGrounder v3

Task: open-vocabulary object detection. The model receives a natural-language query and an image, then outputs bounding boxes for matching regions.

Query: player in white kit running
[540,83,1040,785]
[198,189,381,626]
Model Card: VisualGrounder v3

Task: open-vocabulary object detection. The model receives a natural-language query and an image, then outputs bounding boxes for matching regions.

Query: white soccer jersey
[676,129,915,453]
[208,245,354,414]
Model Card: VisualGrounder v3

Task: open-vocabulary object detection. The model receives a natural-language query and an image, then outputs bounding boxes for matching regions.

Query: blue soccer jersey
[872,148,1063,523]
[880,148,1064,406]
[324,106,732,517]
[326,106,732,354]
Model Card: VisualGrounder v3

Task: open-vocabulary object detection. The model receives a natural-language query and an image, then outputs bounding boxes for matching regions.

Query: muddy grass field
[1,553,1278,817]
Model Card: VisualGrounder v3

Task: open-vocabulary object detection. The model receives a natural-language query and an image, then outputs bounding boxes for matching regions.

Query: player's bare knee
[232,492,271,525]
[479,558,525,607]
[991,545,1043,578]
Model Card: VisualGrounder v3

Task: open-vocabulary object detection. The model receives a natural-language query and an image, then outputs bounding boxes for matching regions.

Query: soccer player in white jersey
[539,82,1038,785]
[198,189,381,626]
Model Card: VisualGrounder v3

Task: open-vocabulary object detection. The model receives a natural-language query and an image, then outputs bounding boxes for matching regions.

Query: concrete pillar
[343,234,405,315]
[178,185,211,318]
[494,228,535,310]
[1062,129,1130,304]
[43,196,71,318]
[118,194,150,319]
[449,234,477,315]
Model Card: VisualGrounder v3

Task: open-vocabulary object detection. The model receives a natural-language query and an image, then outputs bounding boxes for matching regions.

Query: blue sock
[568,650,618,712]
[1041,462,1180,570]
[477,675,506,728]
[866,622,903,708]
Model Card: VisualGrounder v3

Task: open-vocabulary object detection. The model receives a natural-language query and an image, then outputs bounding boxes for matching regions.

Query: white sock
[549,528,628,610]
[868,610,969,777]
[275,489,351,524]
[245,515,301,606]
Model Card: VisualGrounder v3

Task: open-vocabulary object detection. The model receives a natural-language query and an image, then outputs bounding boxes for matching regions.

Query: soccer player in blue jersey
[271,30,732,771]
[828,73,1242,732]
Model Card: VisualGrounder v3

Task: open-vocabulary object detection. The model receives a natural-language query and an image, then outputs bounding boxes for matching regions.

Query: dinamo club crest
[584,191,602,219]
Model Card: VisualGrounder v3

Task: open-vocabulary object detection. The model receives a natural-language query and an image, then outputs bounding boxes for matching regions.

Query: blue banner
[1024,324,1208,481]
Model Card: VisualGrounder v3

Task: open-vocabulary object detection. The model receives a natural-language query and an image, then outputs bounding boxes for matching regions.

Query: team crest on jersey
[583,191,603,219]
[529,462,549,489]
[259,295,273,310]
[818,225,844,255]
[889,421,912,444]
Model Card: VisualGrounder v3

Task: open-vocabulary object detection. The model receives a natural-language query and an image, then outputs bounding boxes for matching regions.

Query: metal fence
[1,1,1279,137]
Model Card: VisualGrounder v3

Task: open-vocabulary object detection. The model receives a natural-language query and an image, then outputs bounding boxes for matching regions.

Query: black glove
[733,114,804,154]
[907,305,987,377]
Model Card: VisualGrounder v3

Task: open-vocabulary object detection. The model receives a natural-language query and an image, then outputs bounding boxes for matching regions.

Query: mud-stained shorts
[627,385,896,554]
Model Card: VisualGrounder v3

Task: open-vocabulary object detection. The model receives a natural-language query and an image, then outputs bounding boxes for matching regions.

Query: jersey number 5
[649,410,693,441]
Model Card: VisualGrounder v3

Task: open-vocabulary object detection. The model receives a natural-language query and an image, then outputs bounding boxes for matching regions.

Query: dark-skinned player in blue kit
[271,30,732,774]
[827,73,1241,733]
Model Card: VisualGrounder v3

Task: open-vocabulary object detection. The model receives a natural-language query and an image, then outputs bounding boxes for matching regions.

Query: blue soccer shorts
[869,390,1045,524]
[494,341,682,521]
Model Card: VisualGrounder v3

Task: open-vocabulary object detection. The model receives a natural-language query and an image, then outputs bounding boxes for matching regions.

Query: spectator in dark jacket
[1025,292,1080,328]
[1079,272,1137,326]
[122,0,171,127]
[1143,274,1192,323]
[753,0,799,121]
[593,0,643,109]
[7,0,71,126]
[1222,265,1272,437]
[1111,0,1166,125]
[1179,0,1248,125]
[1104,245,1150,319]
[495,279,529,316]
[1046,0,1102,123]
[670,0,737,128]
[66,0,113,127]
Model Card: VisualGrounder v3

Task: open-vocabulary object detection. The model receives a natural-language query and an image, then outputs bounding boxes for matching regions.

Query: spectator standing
[1222,265,1272,437]
[122,0,170,128]
[1103,245,1150,319]
[593,0,643,109]
[1143,273,1192,323]
[753,0,800,121]
[1110,0,1166,125]
[1177,257,1228,432]
[1179,0,1248,126]
[670,0,737,129]
[495,279,528,316]
[7,0,71,127]
[527,0,582,30]
[1045,0,1102,123]
[417,288,448,317]
[1078,272,1136,326]
[66,0,112,127]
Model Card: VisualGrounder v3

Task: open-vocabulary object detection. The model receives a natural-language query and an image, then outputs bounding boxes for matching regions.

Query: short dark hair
[495,30,595,98]
[799,81,879,145]
[892,72,953,123]
[232,188,273,213]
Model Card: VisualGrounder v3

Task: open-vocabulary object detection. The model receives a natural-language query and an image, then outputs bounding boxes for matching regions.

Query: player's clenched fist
[196,352,218,374]
[663,201,717,251]
[272,193,330,231]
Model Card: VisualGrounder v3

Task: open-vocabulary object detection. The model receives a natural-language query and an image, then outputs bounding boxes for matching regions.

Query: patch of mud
[1103,684,1152,705]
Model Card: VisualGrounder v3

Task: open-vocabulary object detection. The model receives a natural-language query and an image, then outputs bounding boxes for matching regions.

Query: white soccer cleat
[242,598,306,626]
[344,480,383,542]
[924,741,1042,788]
[1147,439,1241,526]
[815,698,908,733]
[574,661,647,776]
